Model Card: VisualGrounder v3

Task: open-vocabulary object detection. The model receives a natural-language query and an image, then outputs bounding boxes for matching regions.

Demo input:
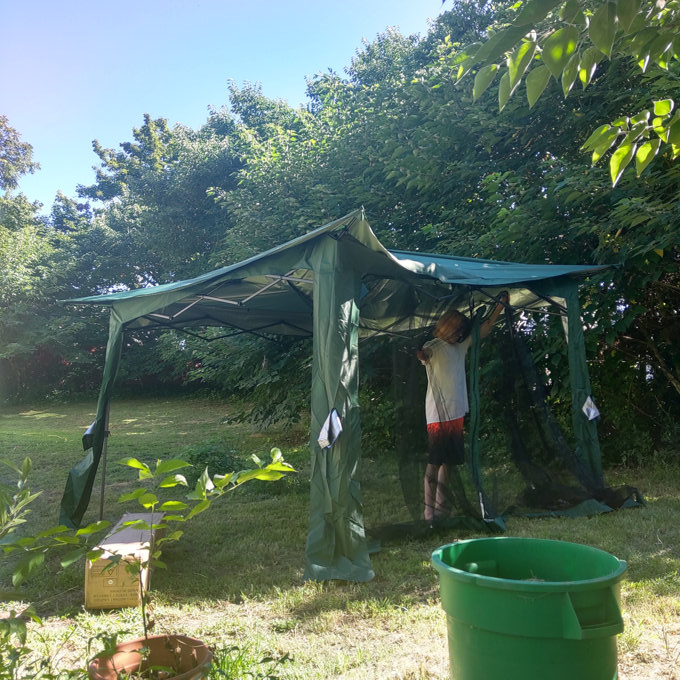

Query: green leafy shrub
[181,440,249,486]
[182,334,311,429]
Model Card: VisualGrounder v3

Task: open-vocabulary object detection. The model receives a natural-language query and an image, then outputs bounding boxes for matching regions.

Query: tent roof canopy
[63,209,607,339]
[59,209,614,580]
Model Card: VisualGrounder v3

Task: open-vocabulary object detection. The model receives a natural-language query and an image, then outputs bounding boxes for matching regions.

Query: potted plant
[84,448,294,680]
[88,633,213,680]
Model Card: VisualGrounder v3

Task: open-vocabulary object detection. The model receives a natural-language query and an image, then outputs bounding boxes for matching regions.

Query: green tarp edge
[59,309,124,527]
[304,234,374,581]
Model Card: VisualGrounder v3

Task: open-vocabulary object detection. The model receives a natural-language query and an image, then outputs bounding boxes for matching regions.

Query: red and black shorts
[426,418,465,465]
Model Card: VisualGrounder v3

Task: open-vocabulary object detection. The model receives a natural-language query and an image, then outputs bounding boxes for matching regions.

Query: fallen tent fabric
[60,209,621,582]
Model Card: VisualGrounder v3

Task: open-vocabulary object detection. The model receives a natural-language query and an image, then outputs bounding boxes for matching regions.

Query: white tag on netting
[318,408,343,448]
[582,396,600,421]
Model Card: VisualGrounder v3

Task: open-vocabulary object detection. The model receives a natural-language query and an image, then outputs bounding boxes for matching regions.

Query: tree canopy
[452,0,680,183]
[1,0,678,463]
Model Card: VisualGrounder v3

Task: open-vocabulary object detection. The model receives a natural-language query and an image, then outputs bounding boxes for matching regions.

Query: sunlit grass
[0,396,677,679]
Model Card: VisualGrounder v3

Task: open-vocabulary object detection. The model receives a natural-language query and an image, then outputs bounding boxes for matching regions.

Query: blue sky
[4,1,444,212]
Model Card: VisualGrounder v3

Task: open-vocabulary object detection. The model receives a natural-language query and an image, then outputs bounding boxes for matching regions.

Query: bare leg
[435,464,451,519]
[424,464,438,522]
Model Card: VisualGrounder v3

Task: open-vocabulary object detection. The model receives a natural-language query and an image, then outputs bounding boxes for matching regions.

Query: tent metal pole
[98,402,111,521]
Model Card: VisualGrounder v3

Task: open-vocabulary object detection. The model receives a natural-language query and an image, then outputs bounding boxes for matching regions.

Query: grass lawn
[0,396,678,679]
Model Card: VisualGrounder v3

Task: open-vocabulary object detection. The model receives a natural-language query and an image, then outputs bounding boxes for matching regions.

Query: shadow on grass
[13,475,678,624]
[147,488,680,620]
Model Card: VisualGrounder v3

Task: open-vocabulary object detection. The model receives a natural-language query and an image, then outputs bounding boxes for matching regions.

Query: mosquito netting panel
[357,292,643,541]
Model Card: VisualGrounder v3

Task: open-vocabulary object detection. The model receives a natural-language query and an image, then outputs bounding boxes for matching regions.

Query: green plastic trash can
[431,537,627,680]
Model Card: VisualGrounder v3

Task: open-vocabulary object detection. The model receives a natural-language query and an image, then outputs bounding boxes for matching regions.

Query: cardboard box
[85,512,163,610]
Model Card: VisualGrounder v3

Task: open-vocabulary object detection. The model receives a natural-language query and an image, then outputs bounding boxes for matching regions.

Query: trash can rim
[431,537,627,592]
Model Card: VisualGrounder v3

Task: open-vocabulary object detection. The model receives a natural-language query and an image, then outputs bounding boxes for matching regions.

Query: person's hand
[499,291,509,306]
[417,348,430,365]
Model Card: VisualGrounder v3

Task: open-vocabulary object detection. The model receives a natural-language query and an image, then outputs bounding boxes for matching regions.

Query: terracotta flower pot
[88,634,212,680]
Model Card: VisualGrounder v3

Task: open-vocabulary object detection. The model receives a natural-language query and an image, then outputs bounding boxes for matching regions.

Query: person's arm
[417,346,433,365]
[480,291,510,339]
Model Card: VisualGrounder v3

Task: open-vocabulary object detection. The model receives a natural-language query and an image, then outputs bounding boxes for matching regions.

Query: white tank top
[423,336,471,424]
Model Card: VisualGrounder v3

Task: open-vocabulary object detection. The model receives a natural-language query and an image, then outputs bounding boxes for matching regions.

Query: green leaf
[561,53,579,97]
[89,551,118,565]
[36,525,70,538]
[75,520,110,536]
[232,469,260,485]
[610,142,635,185]
[652,116,669,141]
[250,470,286,481]
[621,121,648,145]
[508,40,537,89]
[117,457,149,472]
[118,457,152,479]
[0,458,24,477]
[53,535,81,545]
[541,27,579,78]
[155,459,192,476]
[514,0,564,25]
[630,110,650,125]
[559,0,582,22]
[525,65,552,108]
[118,488,148,503]
[159,501,188,511]
[159,514,186,522]
[212,472,235,490]
[473,64,499,101]
[579,46,604,87]
[585,126,622,164]
[635,138,661,175]
[616,0,641,33]
[474,25,531,66]
[186,499,210,520]
[646,33,674,68]
[138,492,159,509]
[668,121,680,146]
[581,124,613,150]
[122,519,152,531]
[653,99,674,116]
[589,2,619,57]
[195,467,215,498]
[0,614,29,643]
[159,474,188,488]
[156,530,184,545]
[454,54,478,82]
[626,27,658,66]
[499,71,512,111]
[60,547,89,569]
[21,458,32,480]
[265,462,295,473]
[12,553,45,586]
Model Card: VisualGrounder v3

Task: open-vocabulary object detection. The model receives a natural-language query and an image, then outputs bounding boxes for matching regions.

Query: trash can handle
[564,589,624,640]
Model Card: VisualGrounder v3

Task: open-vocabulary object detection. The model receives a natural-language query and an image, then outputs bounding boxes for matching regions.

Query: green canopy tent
[60,209,611,582]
